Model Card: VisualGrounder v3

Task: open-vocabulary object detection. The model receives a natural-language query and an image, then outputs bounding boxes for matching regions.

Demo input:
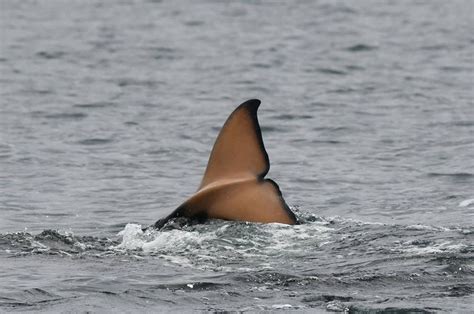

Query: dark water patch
[36,51,66,59]
[329,87,357,94]
[426,121,474,128]
[312,139,344,144]
[440,66,465,73]
[124,121,139,126]
[302,294,355,303]
[319,3,357,15]
[77,138,114,145]
[0,288,68,309]
[151,47,176,53]
[346,44,377,52]
[443,284,472,297]
[409,239,433,247]
[116,78,159,88]
[346,65,365,71]
[260,125,285,133]
[421,44,448,51]
[354,110,386,117]
[445,195,459,200]
[151,46,180,60]
[154,54,180,61]
[74,102,114,109]
[316,68,347,75]
[41,212,75,218]
[273,113,313,120]
[142,102,160,108]
[184,20,204,27]
[25,88,53,95]
[30,110,47,117]
[233,79,257,85]
[0,144,13,155]
[452,120,474,127]
[313,126,350,132]
[427,172,473,180]
[146,148,172,155]
[348,305,438,313]
[44,112,88,120]
[251,62,272,69]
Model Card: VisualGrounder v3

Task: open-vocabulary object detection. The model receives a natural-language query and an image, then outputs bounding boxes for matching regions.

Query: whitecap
[459,198,474,207]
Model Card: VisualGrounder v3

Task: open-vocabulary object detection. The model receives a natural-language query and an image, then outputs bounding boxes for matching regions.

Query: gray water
[1,0,473,312]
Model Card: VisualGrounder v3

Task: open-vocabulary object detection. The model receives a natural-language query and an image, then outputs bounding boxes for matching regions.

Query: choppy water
[1,0,473,312]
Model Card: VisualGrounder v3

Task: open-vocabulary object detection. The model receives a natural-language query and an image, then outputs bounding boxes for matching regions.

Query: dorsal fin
[198,99,269,189]
[150,99,298,230]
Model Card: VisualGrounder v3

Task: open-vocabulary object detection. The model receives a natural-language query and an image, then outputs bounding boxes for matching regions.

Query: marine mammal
[152,99,297,229]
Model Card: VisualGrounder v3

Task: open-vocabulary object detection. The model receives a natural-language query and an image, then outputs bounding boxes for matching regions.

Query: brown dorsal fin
[150,99,298,230]
[198,99,269,189]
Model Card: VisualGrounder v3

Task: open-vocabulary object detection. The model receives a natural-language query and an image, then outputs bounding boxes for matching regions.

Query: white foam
[115,223,216,253]
[459,198,474,207]
[113,224,148,251]
[262,221,333,253]
[398,241,467,255]
[272,304,293,309]
[112,220,340,271]
[405,224,450,231]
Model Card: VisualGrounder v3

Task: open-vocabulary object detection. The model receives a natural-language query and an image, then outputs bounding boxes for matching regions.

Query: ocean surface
[1,0,473,312]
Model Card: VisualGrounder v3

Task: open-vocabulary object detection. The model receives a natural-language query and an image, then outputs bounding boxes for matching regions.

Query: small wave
[345,44,376,52]
[273,114,313,120]
[0,288,68,309]
[73,102,114,109]
[312,139,344,144]
[427,172,473,178]
[115,223,215,253]
[312,126,349,132]
[149,46,180,61]
[36,51,66,59]
[183,20,204,27]
[452,120,474,127]
[0,230,117,257]
[77,138,114,145]
[328,87,357,94]
[260,126,285,133]
[316,68,347,75]
[115,78,158,87]
[348,305,440,313]
[459,199,474,207]
[44,112,88,120]
[398,242,467,255]
[405,224,451,232]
